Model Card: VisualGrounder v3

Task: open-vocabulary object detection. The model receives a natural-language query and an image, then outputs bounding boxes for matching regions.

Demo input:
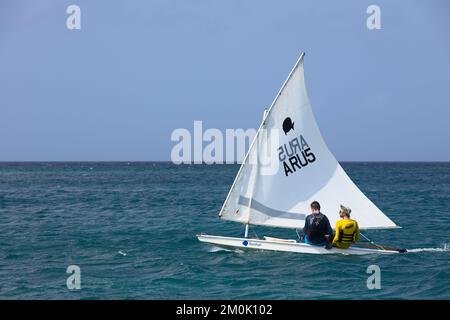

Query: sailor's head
[339,204,351,218]
[310,201,320,214]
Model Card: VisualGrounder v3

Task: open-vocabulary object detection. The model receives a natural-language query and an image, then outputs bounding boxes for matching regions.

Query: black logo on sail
[282,117,294,135]
[278,117,317,177]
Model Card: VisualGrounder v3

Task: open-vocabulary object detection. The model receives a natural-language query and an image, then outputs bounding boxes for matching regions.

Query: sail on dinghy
[197,53,406,255]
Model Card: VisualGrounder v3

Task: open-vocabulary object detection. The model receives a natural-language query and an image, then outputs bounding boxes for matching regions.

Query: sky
[1,0,449,161]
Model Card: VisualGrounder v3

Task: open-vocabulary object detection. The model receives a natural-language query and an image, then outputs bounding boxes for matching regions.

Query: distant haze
[1,0,449,161]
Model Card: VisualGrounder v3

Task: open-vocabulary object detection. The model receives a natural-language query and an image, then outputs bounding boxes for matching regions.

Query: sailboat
[197,53,406,255]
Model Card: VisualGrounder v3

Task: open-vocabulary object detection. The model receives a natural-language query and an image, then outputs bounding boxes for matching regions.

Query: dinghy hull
[197,234,399,255]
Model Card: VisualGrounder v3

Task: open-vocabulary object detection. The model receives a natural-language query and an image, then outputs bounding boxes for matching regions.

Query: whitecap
[208,246,233,253]
[407,245,449,253]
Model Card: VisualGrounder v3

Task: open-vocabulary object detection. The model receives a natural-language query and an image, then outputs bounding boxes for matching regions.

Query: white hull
[197,234,400,255]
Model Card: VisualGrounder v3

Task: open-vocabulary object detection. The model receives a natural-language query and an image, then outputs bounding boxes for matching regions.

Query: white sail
[219,53,398,230]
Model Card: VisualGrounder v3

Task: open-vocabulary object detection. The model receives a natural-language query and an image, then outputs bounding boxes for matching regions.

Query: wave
[208,246,244,254]
[407,243,449,253]
[208,246,232,252]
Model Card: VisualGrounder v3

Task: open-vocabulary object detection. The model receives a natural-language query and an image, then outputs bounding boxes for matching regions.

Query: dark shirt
[303,212,333,244]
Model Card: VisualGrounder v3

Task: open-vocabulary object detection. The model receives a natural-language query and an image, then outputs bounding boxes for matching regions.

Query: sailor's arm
[332,221,340,245]
[302,216,309,235]
[354,221,360,242]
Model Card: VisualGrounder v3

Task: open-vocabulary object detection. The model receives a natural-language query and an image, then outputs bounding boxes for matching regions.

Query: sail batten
[220,53,398,230]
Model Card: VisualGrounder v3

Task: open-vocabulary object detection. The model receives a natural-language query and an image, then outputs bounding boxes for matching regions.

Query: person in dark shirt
[303,201,333,247]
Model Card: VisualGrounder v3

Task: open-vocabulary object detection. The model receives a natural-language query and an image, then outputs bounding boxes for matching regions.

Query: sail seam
[238,196,306,220]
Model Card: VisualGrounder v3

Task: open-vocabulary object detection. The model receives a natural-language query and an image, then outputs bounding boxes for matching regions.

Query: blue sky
[1,0,449,161]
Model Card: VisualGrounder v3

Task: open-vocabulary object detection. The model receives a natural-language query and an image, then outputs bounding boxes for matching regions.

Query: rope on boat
[359,233,408,252]
[295,229,302,241]
[359,232,385,250]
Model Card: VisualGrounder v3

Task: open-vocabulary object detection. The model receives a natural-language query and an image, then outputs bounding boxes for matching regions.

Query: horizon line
[0,160,449,163]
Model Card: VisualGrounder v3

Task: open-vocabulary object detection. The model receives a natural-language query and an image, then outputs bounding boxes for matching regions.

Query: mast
[242,107,270,237]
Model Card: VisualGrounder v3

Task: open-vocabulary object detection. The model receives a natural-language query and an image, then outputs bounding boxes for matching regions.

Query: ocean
[0,162,449,299]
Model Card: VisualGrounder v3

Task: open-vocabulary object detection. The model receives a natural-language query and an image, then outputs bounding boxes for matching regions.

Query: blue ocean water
[0,162,449,300]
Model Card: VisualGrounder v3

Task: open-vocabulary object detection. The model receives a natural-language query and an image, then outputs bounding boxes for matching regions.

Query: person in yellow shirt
[332,205,360,249]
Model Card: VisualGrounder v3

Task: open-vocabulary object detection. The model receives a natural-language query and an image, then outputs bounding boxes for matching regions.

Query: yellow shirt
[332,219,360,249]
